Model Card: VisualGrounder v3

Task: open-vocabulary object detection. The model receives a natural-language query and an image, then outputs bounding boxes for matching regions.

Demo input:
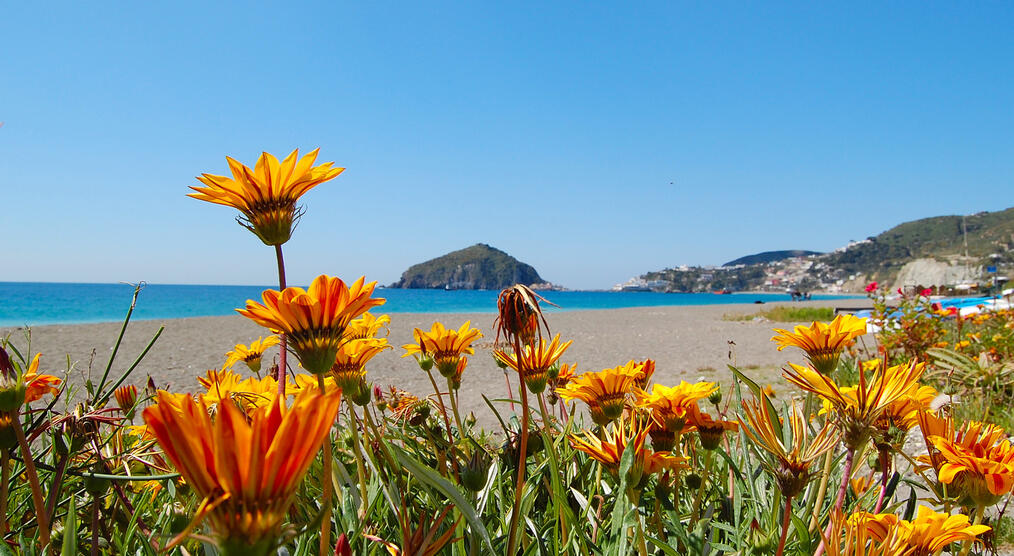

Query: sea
[0,282,861,327]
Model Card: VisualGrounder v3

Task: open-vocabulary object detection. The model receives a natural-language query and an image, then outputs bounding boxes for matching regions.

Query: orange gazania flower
[494,334,573,394]
[688,409,739,450]
[851,505,990,556]
[189,149,344,245]
[238,275,385,374]
[24,353,62,404]
[631,359,656,389]
[783,360,925,449]
[330,337,390,396]
[557,362,642,425]
[402,321,483,379]
[772,314,867,374]
[930,421,1014,506]
[198,369,288,413]
[223,336,280,374]
[634,380,718,433]
[740,393,838,497]
[143,387,341,554]
[570,414,687,485]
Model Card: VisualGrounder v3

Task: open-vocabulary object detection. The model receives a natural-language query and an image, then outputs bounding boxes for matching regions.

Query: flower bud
[350,379,372,407]
[708,387,722,406]
[417,354,434,372]
[335,533,352,556]
[460,451,491,492]
[685,472,702,490]
[115,385,138,417]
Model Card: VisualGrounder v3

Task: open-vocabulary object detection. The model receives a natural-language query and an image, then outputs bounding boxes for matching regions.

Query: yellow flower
[23,353,62,404]
[330,338,390,397]
[570,414,687,485]
[782,360,925,449]
[557,362,642,425]
[143,387,341,554]
[346,312,391,341]
[494,334,573,394]
[861,358,882,371]
[198,369,287,413]
[855,505,990,555]
[189,148,344,245]
[631,359,655,389]
[740,393,838,497]
[634,380,718,433]
[223,336,280,373]
[872,383,937,449]
[402,321,483,378]
[930,421,1014,506]
[771,314,867,374]
[238,275,385,374]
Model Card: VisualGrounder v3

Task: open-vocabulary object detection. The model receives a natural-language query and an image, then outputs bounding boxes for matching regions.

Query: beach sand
[1,299,870,425]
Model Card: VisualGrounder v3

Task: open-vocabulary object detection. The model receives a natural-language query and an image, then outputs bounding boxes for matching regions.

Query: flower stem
[347,402,371,519]
[959,504,985,556]
[316,374,333,554]
[12,414,50,548]
[808,450,834,531]
[0,448,8,534]
[873,448,891,513]
[447,377,467,456]
[776,496,794,556]
[425,370,460,477]
[814,447,856,556]
[506,338,531,556]
[275,244,288,397]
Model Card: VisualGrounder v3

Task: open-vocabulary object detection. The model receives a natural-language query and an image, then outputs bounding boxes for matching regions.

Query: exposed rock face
[391,244,546,290]
[893,257,981,289]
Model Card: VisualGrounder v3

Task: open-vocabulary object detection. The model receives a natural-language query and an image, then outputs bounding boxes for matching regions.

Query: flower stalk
[12,415,50,548]
[317,374,333,553]
[275,245,288,396]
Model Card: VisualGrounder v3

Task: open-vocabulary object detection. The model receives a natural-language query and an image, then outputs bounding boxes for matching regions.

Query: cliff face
[391,244,545,290]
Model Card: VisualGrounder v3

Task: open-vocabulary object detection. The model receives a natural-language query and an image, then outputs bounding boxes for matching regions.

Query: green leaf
[61,496,77,556]
[389,444,495,553]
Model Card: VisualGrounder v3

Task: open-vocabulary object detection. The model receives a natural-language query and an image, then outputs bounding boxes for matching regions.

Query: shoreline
[1,299,870,426]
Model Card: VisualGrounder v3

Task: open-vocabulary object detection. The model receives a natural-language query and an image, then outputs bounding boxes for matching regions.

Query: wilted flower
[365,504,459,556]
[495,284,549,346]
[223,336,280,374]
[189,149,344,245]
[771,314,867,374]
[238,275,385,374]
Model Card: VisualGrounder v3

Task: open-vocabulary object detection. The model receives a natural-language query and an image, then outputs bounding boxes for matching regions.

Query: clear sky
[2,2,1012,290]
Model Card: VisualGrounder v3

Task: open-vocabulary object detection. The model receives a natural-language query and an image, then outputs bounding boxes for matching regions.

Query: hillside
[637,207,1014,293]
[819,208,1014,283]
[724,250,822,267]
[390,244,546,290]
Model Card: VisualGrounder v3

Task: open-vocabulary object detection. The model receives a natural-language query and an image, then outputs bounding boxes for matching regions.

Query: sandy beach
[1,299,870,425]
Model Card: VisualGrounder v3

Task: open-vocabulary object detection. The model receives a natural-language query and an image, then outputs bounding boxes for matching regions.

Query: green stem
[958,504,985,556]
[808,450,834,531]
[317,375,333,554]
[362,408,399,481]
[426,370,459,477]
[12,414,49,549]
[275,245,288,397]
[506,338,531,556]
[814,447,856,556]
[1,448,9,534]
[347,403,370,519]
[690,449,713,526]
[447,377,467,457]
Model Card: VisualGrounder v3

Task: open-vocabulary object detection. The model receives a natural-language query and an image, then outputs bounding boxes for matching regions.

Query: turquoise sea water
[0,282,860,327]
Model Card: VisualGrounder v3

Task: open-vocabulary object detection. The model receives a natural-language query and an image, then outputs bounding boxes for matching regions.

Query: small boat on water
[712,289,733,295]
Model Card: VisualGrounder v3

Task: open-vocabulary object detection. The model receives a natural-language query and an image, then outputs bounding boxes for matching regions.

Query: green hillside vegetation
[821,207,1014,281]
[391,243,545,289]
[724,250,822,267]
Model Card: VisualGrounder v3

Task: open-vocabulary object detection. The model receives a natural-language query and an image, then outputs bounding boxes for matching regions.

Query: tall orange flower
[634,380,718,433]
[402,321,483,378]
[143,388,341,555]
[494,334,573,393]
[189,149,344,245]
[238,275,385,374]
[330,337,390,398]
[23,353,62,404]
[772,314,867,374]
[571,414,687,487]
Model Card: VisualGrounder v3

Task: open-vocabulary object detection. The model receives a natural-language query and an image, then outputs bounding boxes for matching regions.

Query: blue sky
[2,2,1012,290]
